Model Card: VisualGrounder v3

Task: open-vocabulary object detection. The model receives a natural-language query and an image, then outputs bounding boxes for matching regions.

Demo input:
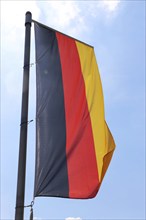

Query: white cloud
[45,1,80,27]
[101,0,120,12]
[88,0,120,21]
[37,1,86,37]
[1,1,40,52]
[36,1,121,38]
[66,218,82,220]
[1,1,39,100]
[1,1,40,31]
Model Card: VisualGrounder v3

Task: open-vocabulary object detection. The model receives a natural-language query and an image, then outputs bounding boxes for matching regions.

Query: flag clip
[29,200,34,220]
[20,119,33,126]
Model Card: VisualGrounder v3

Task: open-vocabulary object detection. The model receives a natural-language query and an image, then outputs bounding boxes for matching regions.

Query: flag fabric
[34,21,115,199]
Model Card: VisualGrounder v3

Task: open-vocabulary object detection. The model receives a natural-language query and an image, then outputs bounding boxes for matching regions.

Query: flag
[34,21,115,199]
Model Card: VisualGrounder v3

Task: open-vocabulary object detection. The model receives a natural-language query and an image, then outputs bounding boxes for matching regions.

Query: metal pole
[15,11,32,220]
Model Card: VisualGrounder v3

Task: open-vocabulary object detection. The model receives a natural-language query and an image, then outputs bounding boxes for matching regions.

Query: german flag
[34,21,115,199]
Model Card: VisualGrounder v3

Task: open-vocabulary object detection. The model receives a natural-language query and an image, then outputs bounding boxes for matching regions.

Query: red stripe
[56,32,99,198]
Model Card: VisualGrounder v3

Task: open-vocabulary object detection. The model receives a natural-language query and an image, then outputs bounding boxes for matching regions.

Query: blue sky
[1,1,145,220]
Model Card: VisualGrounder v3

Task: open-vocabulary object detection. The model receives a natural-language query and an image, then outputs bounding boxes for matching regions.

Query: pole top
[25,11,32,26]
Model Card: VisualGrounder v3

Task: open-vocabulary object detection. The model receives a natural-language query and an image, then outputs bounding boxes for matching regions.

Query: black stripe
[34,22,69,197]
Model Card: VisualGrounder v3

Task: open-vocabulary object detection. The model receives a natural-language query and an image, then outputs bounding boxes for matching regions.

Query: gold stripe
[76,42,115,181]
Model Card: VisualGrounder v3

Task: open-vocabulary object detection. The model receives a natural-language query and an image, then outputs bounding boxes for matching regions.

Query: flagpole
[15,11,32,220]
